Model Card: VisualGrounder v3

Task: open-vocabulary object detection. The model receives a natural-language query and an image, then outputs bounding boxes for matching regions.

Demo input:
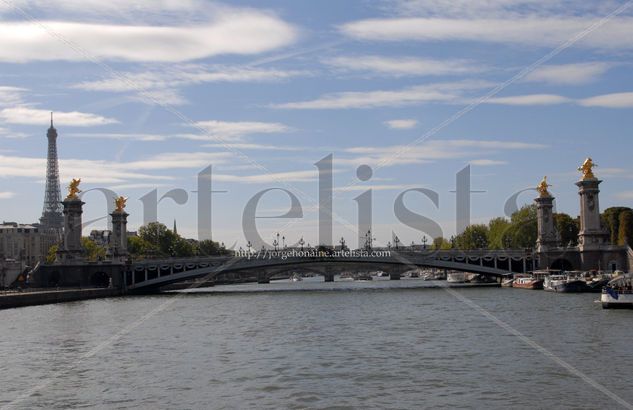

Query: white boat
[290,273,302,282]
[601,273,633,309]
[543,274,567,292]
[447,271,467,283]
[375,271,389,278]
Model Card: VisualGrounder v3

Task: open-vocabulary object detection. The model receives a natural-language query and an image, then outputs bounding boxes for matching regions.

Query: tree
[554,213,579,246]
[488,217,511,249]
[138,222,179,256]
[171,238,195,257]
[128,236,155,257]
[603,207,632,244]
[618,209,633,246]
[198,239,229,256]
[454,224,489,249]
[432,237,452,250]
[81,237,106,261]
[503,205,537,249]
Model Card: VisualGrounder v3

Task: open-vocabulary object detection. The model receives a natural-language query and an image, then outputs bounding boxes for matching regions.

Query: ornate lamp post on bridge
[422,235,428,250]
[298,237,305,250]
[339,237,346,250]
[246,241,252,255]
[393,235,401,250]
[273,232,280,251]
[364,230,375,250]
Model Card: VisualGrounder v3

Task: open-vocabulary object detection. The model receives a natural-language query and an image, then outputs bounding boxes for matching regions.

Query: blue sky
[0,0,632,248]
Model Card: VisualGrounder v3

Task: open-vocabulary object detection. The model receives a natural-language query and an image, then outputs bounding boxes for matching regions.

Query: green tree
[618,209,633,246]
[171,238,195,257]
[138,222,178,256]
[603,207,632,244]
[454,224,489,249]
[432,237,452,250]
[198,239,227,256]
[127,236,155,257]
[502,205,538,249]
[81,237,107,261]
[488,217,511,249]
[554,213,579,246]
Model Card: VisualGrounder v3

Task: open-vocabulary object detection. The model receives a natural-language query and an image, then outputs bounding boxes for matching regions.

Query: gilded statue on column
[578,158,596,180]
[537,176,552,198]
[66,178,81,200]
[114,196,127,212]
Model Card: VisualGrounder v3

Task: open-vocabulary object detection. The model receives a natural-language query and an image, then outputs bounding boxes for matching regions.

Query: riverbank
[0,288,123,310]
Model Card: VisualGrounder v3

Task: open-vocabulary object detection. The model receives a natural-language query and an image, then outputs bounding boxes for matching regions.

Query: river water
[1,277,632,409]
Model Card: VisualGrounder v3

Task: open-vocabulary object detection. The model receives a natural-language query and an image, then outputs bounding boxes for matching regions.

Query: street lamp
[246,240,252,254]
[364,229,375,250]
[339,237,346,250]
[282,235,286,249]
[422,235,428,250]
[394,235,400,250]
[273,232,280,251]
[299,237,305,250]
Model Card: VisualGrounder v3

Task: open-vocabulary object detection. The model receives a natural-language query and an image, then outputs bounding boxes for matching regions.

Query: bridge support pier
[257,273,269,284]
[324,273,334,282]
[390,272,401,280]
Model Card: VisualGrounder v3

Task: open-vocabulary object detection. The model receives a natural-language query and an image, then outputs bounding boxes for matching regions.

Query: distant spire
[173,219,178,235]
[50,112,54,129]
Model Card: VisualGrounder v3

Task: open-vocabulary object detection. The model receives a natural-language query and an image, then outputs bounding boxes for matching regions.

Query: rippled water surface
[1,278,632,409]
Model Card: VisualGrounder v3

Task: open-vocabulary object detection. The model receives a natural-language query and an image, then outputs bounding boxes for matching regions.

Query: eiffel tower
[39,113,64,237]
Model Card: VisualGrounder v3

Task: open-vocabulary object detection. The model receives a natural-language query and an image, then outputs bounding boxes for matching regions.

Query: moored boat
[543,274,566,292]
[501,276,514,287]
[601,273,633,309]
[513,273,544,290]
[447,271,467,283]
[354,272,373,281]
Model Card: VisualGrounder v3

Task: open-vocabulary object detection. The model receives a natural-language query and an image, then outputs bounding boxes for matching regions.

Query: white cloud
[214,170,322,184]
[272,80,493,109]
[523,62,612,85]
[0,12,297,63]
[485,94,571,106]
[202,142,302,151]
[343,139,545,167]
[324,55,480,77]
[0,127,28,139]
[0,0,207,18]
[384,119,418,129]
[0,191,16,199]
[340,17,633,50]
[192,120,291,140]
[0,86,26,106]
[0,107,118,126]
[469,159,508,166]
[381,0,616,19]
[0,151,233,184]
[65,133,167,141]
[578,92,633,108]
[334,184,418,192]
[74,65,306,105]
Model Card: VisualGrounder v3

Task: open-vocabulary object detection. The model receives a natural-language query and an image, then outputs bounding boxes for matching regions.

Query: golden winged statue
[66,178,81,199]
[537,176,552,198]
[114,196,127,212]
[578,158,596,180]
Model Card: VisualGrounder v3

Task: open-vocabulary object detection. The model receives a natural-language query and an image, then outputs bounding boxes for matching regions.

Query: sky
[0,0,632,248]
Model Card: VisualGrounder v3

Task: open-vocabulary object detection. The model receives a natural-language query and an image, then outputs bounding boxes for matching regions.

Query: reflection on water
[1,278,632,409]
